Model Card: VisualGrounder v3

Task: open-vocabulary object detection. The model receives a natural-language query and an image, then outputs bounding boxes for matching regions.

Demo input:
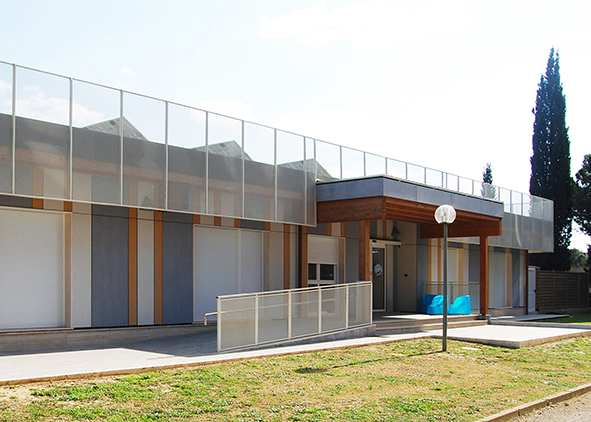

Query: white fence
[212,281,373,352]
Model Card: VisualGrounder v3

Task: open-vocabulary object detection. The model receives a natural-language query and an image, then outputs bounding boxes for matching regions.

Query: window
[308,263,336,286]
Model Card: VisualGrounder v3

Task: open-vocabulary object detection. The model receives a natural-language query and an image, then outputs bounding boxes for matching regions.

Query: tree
[529,48,573,271]
[481,163,496,199]
[574,154,591,239]
[569,248,588,269]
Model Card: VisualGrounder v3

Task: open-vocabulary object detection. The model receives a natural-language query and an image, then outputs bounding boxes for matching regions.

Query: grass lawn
[2,337,591,421]
[549,312,591,324]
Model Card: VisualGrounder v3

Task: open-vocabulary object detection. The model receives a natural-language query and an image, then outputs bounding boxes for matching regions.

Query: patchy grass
[549,312,591,324]
[1,337,591,421]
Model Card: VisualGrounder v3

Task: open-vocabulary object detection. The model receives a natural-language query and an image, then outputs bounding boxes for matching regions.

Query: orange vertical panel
[154,210,163,324]
[326,223,332,236]
[128,208,138,326]
[32,198,44,209]
[234,218,241,228]
[193,214,200,225]
[358,220,371,281]
[214,216,222,226]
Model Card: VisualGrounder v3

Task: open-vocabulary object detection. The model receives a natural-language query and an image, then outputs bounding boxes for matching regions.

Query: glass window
[319,264,335,281]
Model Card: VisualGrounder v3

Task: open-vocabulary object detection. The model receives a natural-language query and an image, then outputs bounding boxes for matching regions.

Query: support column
[359,220,371,281]
[479,235,489,316]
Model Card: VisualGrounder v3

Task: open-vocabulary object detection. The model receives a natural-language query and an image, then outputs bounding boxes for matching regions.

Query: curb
[476,382,591,422]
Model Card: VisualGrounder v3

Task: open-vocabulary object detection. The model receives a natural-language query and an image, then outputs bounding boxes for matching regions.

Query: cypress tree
[529,48,573,271]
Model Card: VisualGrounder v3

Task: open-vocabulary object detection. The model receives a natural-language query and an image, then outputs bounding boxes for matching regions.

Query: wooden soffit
[317,196,502,239]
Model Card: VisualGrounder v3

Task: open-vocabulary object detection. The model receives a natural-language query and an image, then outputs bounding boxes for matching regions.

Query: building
[0,61,553,332]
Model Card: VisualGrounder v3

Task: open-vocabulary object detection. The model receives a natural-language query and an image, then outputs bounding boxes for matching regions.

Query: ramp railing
[212,281,372,352]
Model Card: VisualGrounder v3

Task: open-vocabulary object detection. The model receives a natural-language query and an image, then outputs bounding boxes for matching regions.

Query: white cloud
[16,85,104,127]
[119,66,138,78]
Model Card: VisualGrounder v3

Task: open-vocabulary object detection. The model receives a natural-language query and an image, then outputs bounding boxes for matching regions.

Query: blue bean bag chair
[427,295,449,315]
[449,295,471,315]
[421,295,437,313]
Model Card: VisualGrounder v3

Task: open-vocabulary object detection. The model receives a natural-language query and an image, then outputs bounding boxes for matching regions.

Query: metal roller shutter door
[0,208,64,329]
[193,226,263,322]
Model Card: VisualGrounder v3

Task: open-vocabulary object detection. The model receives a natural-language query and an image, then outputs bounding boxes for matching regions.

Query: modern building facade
[0,61,553,332]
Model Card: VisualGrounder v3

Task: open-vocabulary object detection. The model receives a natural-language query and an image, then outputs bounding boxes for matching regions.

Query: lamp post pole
[442,221,448,352]
[434,204,456,353]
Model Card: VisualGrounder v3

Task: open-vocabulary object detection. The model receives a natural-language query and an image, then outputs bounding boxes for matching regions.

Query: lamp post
[434,204,456,352]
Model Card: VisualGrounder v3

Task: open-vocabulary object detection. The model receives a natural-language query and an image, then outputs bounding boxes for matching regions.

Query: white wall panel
[194,226,238,321]
[0,208,64,329]
[137,210,155,325]
[240,230,262,294]
[71,210,92,328]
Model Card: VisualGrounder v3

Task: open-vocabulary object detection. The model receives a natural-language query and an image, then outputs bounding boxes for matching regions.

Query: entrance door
[372,247,386,311]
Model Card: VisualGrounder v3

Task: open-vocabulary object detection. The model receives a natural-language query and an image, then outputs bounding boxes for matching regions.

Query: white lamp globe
[434,204,456,224]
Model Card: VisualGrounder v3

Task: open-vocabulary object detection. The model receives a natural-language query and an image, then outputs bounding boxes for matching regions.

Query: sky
[0,0,589,249]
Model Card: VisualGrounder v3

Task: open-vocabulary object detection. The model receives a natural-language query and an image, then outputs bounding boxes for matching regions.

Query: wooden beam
[359,220,371,281]
[420,220,502,239]
[317,197,384,223]
[479,236,489,316]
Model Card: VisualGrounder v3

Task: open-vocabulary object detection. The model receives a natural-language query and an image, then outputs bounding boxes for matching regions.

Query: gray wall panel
[91,207,129,327]
[0,194,33,208]
[162,218,193,324]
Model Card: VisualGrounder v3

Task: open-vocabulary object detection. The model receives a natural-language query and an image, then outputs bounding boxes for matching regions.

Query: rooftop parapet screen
[0,61,552,224]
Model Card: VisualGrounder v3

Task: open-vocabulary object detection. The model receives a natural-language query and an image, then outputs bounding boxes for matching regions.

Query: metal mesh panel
[342,147,364,179]
[72,80,121,204]
[122,93,166,208]
[315,141,340,181]
[257,293,289,344]
[321,286,346,332]
[305,137,316,225]
[15,68,70,199]
[276,130,305,224]
[207,113,243,217]
[387,158,406,179]
[243,123,274,220]
[426,168,443,188]
[167,104,206,213]
[365,153,386,177]
[0,63,12,193]
[219,296,256,350]
[406,163,424,184]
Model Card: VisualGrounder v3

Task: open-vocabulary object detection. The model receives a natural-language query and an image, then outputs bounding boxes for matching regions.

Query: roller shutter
[0,208,64,329]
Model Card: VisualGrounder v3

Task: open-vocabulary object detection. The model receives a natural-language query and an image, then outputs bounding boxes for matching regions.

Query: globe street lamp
[434,204,456,352]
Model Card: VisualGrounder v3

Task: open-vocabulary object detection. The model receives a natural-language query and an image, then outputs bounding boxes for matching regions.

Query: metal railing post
[288,289,292,339]
[254,294,259,346]
[345,284,350,329]
[217,296,221,352]
[318,286,322,334]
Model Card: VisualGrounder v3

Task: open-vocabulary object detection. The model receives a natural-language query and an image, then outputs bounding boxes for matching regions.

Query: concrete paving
[1,319,590,385]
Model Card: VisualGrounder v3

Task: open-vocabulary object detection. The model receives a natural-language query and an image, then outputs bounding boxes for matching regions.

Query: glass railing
[0,61,553,224]
[211,281,372,352]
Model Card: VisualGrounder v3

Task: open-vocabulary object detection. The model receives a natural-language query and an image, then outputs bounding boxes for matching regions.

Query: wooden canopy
[317,196,502,239]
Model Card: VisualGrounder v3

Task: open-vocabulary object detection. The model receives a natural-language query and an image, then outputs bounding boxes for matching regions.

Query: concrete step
[375,319,487,335]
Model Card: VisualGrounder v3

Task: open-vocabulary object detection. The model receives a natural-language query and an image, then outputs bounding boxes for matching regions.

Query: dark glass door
[372,247,385,311]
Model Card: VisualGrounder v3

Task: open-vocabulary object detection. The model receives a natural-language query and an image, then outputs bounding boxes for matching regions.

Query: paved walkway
[1,318,590,385]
